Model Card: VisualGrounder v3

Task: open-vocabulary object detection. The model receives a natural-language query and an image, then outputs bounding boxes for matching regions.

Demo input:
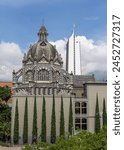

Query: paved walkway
[0,146,21,150]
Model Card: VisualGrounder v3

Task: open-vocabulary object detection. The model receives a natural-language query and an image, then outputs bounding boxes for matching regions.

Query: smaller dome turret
[38,23,48,42]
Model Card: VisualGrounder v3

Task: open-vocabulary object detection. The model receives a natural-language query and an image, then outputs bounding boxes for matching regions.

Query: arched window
[38,69,49,81]
[25,70,33,81]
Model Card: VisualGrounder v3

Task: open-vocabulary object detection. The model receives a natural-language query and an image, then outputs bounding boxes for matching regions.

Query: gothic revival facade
[13,24,73,96]
[11,24,107,144]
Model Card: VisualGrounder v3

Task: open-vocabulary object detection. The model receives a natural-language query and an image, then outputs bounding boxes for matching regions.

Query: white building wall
[67,32,74,74]
[11,95,71,144]
[67,32,81,75]
[75,40,81,75]
[87,84,107,133]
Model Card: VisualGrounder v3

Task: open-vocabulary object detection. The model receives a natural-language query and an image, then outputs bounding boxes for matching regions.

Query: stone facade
[12,24,73,96]
[11,24,107,144]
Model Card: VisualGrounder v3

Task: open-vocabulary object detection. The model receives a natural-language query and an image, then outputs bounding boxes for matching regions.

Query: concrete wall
[11,83,107,144]
[87,83,107,133]
[11,95,71,144]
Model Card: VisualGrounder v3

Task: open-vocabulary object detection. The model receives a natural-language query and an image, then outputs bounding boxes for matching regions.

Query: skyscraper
[66,28,81,75]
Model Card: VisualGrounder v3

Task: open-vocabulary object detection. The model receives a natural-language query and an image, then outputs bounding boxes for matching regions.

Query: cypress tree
[13,99,19,144]
[41,96,46,142]
[51,94,56,143]
[60,95,65,136]
[32,96,37,143]
[103,98,107,127]
[23,97,28,144]
[68,96,73,135]
[95,94,100,133]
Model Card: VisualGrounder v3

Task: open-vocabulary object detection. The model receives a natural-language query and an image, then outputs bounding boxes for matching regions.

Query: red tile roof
[0,82,13,87]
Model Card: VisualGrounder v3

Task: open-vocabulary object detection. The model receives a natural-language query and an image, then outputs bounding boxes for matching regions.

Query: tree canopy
[0,86,11,103]
[22,126,107,150]
[0,104,11,143]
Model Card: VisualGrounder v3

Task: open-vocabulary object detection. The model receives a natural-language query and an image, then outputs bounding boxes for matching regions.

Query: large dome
[24,24,62,63]
[27,41,57,61]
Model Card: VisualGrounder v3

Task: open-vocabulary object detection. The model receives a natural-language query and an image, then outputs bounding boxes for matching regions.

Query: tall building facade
[66,29,81,75]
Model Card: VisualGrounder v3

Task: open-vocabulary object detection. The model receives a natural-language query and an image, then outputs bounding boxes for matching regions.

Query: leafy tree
[95,94,100,133]
[0,104,11,142]
[13,99,19,144]
[60,96,65,136]
[23,97,28,144]
[22,126,107,150]
[51,94,56,143]
[69,96,73,135]
[46,127,107,150]
[0,86,11,103]
[41,96,46,142]
[32,96,37,144]
[103,98,107,127]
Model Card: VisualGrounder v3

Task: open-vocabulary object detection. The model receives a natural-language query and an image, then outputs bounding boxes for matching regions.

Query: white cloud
[76,36,107,75]
[0,35,106,81]
[51,35,107,79]
[0,42,23,81]
[50,39,67,68]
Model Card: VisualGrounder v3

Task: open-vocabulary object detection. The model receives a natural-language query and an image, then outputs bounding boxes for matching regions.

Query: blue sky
[0,0,106,50]
[0,0,107,81]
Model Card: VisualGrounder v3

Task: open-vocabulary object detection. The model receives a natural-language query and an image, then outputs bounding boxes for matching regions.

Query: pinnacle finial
[38,20,48,42]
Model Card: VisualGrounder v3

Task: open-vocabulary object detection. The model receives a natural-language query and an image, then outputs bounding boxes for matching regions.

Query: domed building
[13,24,73,96]
[11,24,107,145]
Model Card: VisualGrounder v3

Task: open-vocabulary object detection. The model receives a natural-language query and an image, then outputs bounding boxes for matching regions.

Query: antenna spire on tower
[73,24,76,34]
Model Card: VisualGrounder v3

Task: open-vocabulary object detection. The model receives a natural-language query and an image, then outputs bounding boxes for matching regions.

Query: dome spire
[38,20,48,42]
[42,18,44,26]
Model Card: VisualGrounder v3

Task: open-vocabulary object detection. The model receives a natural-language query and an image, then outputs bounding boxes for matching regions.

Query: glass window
[75,118,80,123]
[75,118,87,130]
[75,102,87,114]
[75,108,80,114]
[82,102,87,107]
[75,102,80,107]
[81,102,87,114]
[75,124,80,130]
[82,124,87,130]
[82,118,87,123]
[82,118,87,130]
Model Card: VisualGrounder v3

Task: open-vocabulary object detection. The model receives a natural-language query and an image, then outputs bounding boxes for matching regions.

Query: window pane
[75,102,80,107]
[82,108,87,114]
[75,124,80,130]
[82,102,87,107]
[75,118,80,123]
[75,108,80,114]
[82,124,87,130]
[82,118,87,123]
